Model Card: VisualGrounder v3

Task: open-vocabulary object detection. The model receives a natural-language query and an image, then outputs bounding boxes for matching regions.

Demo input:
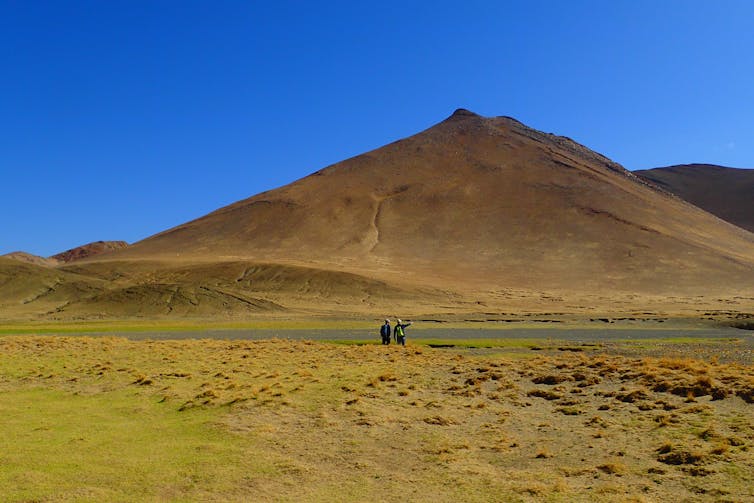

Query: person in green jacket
[393,319,412,346]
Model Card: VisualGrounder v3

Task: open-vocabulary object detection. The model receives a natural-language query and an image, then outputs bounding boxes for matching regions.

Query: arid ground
[1,325,752,502]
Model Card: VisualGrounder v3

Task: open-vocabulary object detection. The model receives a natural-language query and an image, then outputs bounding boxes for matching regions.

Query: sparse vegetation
[0,335,752,501]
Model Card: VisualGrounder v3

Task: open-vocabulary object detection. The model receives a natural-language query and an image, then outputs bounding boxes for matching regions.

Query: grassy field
[0,314,728,335]
[0,319,383,335]
[0,335,752,502]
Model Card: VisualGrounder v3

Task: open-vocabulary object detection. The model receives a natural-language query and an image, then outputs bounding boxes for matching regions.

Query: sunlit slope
[1,256,441,319]
[109,109,754,293]
[636,164,754,234]
[0,257,105,318]
[53,260,438,318]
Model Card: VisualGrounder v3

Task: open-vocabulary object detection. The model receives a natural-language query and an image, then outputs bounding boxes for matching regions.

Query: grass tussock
[527,389,562,400]
[657,446,706,466]
[597,461,626,475]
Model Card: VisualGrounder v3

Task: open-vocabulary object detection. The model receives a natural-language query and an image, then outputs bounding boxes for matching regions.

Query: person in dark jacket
[380,319,391,345]
[393,319,412,346]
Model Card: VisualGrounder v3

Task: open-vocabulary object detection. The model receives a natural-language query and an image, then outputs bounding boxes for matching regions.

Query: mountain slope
[0,257,106,318]
[104,109,754,294]
[636,164,754,233]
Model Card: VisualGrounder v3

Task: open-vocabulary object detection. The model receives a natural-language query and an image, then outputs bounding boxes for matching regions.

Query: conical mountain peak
[110,110,754,296]
[448,108,481,119]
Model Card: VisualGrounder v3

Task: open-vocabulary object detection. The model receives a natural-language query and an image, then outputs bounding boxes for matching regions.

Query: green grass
[323,338,554,348]
[0,316,718,335]
[414,338,553,348]
[0,388,278,502]
[612,337,741,348]
[0,319,381,335]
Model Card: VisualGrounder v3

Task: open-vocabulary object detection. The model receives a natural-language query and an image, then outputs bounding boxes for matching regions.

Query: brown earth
[51,240,129,263]
[2,110,754,320]
[636,164,754,234]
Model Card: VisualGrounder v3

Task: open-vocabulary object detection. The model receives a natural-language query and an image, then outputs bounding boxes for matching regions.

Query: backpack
[380,324,390,337]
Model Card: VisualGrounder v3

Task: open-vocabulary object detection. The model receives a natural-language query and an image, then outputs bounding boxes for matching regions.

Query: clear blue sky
[1,1,752,256]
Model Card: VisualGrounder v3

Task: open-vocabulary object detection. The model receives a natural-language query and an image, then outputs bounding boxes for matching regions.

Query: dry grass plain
[0,335,752,502]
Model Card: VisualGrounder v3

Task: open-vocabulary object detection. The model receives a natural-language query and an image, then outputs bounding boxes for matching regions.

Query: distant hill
[635,164,754,233]
[52,240,129,263]
[1,251,59,267]
[2,240,128,267]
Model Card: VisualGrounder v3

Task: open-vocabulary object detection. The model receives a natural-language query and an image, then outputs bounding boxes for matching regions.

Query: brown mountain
[52,240,129,263]
[108,109,754,293]
[635,164,754,233]
[5,110,754,319]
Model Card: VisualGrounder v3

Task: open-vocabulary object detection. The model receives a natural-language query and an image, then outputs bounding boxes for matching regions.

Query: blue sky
[1,1,752,256]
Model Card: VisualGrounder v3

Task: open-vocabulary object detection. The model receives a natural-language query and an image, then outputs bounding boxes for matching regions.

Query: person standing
[393,319,412,346]
[380,319,392,345]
